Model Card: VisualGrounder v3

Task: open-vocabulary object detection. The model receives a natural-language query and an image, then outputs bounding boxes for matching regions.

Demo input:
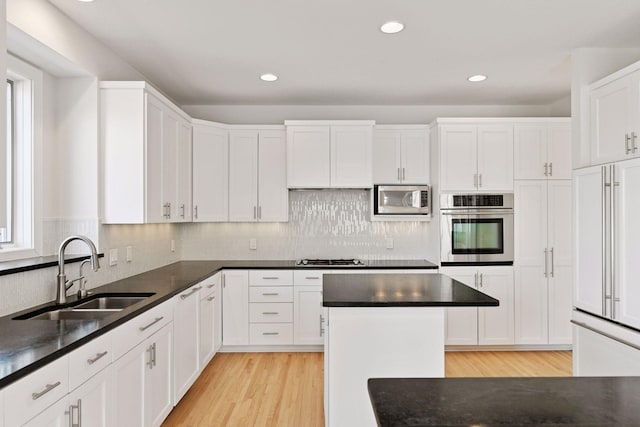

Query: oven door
[441,210,514,265]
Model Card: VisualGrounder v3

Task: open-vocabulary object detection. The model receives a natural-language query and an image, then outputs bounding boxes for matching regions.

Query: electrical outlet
[170,240,175,252]
[386,238,394,249]
[109,248,118,266]
[126,246,133,262]
[249,238,257,250]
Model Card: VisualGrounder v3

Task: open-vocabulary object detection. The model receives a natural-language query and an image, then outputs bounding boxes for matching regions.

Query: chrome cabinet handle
[147,345,154,368]
[549,163,553,176]
[180,204,185,218]
[633,132,638,153]
[207,283,215,288]
[473,174,478,188]
[253,206,257,219]
[194,205,198,219]
[611,164,618,319]
[180,287,201,300]
[207,296,215,302]
[262,312,279,315]
[544,248,548,278]
[544,163,548,176]
[402,168,406,181]
[478,174,482,187]
[67,399,81,427]
[626,133,632,154]
[262,332,279,336]
[87,351,108,365]
[550,248,555,278]
[474,272,478,287]
[262,292,279,296]
[397,168,401,181]
[479,273,483,287]
[32,381,62,400]
[262,277,280,280]
[139,316,164,331]
[258,206,262,220]
[305,276,320,280]
[152,342,157,367]
[320,314,325,336]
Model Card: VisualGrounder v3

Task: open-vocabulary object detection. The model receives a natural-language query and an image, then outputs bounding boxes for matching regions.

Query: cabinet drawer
[249,286,294,303]
[249,323,294,345]
[249,303,293,323]
[112,299,174,360]
[68,331,113,390]
[294,270,325,285]
[249,270,293,286]
[4,355,69,427]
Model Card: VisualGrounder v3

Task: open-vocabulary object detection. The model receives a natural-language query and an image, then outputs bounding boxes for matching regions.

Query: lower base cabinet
[22,395,71,427]
[294,286,324,345]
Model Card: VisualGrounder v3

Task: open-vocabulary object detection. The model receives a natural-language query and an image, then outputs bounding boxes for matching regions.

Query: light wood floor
[162,351,572,427]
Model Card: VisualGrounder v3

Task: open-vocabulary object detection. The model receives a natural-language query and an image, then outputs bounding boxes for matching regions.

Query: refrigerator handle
[611,164,619,320]
[601,165,608,317]
[544,248,548,278]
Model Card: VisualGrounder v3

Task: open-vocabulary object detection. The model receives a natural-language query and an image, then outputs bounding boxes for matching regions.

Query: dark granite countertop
[323,273,499,307]
[0,258,436,388]
[368,377,640,426]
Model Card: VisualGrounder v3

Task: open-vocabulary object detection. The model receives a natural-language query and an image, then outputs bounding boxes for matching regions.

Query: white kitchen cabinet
[514,122,572,180]
[286,121,374,188]
[101,81,192,224]
[147,323,173,427]
[199,273,221,369]
[173,283,202,404]
[67,366,113,427]
[22,396,70,427]
[294,286,324,345]
[438,123,513,192]
[514,180,572,345]
[0,389,3,427]
[222,270,249,346]
[373,126,429,184]
[228,129,288,222]
[441,266,514,346]
[192,121,229,222]
[590,70,640,166]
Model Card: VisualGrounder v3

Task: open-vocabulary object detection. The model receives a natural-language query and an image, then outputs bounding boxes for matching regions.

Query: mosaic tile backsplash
[181,190,438,260]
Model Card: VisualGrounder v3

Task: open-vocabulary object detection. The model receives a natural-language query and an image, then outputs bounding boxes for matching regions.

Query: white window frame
[0,55,43,261]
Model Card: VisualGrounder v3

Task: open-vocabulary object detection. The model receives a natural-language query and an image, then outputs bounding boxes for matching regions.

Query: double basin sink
[13,293,155,321]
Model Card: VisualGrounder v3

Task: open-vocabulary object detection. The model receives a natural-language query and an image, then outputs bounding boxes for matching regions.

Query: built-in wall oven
[440,193,514,266]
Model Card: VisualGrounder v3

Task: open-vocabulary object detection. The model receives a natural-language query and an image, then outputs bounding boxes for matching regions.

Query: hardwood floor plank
[162,350,571,426]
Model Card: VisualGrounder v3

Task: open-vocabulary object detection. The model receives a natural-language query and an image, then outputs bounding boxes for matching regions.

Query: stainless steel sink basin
[13,292,155,320]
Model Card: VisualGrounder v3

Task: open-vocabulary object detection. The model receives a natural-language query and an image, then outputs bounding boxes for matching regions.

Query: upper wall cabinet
[514,121,572,180]
[285,121,374,188]
[192,120,229,222]
[373,126,429,184]
[101,82,192,224]
[589,69,640,165]
[228,127,288,222]
[435,121,514,192]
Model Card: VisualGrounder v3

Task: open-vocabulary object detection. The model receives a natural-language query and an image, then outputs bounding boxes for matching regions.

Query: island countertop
[368,377,640,426]
[322,273,499,307]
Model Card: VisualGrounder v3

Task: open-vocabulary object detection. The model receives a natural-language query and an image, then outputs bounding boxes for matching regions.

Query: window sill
[0,253,105,277]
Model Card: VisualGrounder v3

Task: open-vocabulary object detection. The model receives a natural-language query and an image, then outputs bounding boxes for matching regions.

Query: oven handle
[440,211,513,216]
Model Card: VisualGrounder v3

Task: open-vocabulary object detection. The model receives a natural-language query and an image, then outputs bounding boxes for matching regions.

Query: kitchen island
[322,273,498,427]
[368,377,640,426]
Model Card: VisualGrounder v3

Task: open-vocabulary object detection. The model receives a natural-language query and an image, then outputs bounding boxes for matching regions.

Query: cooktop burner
[296,258,367,267]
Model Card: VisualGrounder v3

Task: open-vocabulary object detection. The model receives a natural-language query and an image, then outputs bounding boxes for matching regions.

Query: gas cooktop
[295,258,367,267]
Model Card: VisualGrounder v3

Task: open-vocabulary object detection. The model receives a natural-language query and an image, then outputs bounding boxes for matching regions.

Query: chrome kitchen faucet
[56,235,100,304]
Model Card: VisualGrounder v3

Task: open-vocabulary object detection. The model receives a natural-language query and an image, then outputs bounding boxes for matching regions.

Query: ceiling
[48,0,640,106]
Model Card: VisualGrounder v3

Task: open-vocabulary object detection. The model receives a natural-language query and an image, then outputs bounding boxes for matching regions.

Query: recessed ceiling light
[260,73,278,82]
[380,21,404,34]
[467,74,487,82]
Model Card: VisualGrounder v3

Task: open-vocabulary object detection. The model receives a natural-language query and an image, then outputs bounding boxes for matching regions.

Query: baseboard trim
[219,345,323,353]
[446,344,572,352]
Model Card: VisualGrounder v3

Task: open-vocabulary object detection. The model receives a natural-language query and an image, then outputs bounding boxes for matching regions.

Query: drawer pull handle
[180,287,201,300]
[207,284,215,288]
[32,381,61,400]
[262,277,280,280]
[262,293,279,296]
[207,296,215,302]
[87,351,108,365]
[262,312,279,315]
[305,276,320,280]
[139,316,164,331]
[262,332,279,336]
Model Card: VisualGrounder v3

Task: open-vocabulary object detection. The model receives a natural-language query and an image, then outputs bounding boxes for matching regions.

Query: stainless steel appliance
[295,258,367,267]
[373,185,430,215]
[440,193,514,265]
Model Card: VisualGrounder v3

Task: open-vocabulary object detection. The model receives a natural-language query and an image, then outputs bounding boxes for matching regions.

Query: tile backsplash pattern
[181,190,435,260]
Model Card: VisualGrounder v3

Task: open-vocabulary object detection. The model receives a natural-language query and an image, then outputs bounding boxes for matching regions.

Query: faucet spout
[56,235,100,304]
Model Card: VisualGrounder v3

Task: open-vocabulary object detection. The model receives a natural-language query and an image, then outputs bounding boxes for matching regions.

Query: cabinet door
[547,180,573,344]
[176,118,192,222]
[112,341,146,427]
[548,124,572,180]
[192,124,229,221]
[477,125,514,191]
[441,268,478,346]
[214,281,223,352]
[145,93,165,223]
[440,125,477,191]
[147,323,173,427]
[514,125,547,180]
[229,131,258,221]
[330,125,373,187]
[372,130,402,184]
[294,286,324,345]
[287,126,330,188]
[199,289,216,368]
[222,271,249,345]
[478,268,514,345]
[162,109,179,221]
[68,367,113,427]
[401,130,429,184]
[614,158,640,329]
[174,285,201,404]
[258,130,288,221]
[590,74,634,165]
[514,181,548,345]
[573,166,605,317]
[22,396,69,427]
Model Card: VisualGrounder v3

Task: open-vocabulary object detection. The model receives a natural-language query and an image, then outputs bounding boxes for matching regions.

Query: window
[0,55,42,261]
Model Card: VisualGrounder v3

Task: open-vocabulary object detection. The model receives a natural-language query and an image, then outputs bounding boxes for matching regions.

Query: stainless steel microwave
[373,185,430,215]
